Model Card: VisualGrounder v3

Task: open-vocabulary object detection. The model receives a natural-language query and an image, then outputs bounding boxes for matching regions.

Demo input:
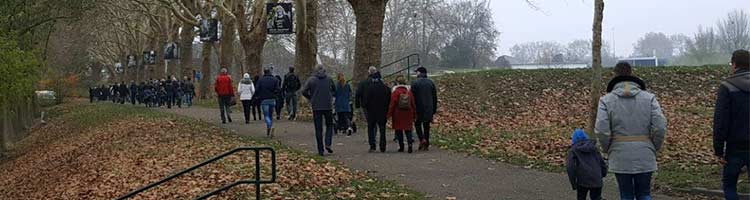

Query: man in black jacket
[355,66,379,124]
[411,67,438,151]
[362,71,391,152]
[129,81,138,105]
[283,67,302,120]
[713,49,750,200]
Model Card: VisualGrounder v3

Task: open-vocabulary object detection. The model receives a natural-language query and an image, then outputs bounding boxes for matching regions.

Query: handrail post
[255,149,261,200]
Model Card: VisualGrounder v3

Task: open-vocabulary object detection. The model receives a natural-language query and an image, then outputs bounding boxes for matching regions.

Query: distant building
[617,56,668,67]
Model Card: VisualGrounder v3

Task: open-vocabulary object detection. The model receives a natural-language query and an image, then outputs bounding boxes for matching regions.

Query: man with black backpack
[713,49,750,200]
[283,67,302,120]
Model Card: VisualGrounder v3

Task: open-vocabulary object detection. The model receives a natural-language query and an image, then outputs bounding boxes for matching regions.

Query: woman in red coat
[387,75,417,153]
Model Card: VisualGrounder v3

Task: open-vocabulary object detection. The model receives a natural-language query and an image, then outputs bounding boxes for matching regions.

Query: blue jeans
[313,110,334,155]
[285,94,298,119]
[615,172,653,200]
[261,99,276,129]
[722,152,750,200]
[184,93,193,107]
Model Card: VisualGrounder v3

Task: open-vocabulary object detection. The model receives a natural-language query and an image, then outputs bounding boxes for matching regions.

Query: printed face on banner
[127,55,136,67]
[199,19,219,42]
[266,3,293,34]
[164,42,179,60]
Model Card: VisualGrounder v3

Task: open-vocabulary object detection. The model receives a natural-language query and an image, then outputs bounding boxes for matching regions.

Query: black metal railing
[382,53,421,80]
[116,147,277,200]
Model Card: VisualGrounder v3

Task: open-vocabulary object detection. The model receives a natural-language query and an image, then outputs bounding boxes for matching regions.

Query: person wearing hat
[566,129,606,200]
[410,67,438,151]
[596,62,667,200]
[238,73,256,124]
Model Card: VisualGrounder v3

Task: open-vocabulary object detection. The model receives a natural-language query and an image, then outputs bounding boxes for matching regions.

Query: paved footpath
[162,106,676,200]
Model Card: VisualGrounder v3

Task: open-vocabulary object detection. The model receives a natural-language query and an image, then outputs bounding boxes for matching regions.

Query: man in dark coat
[302,67,337,156]
[355,66,379,123]
[411,67,438,151]
[129,81,138,105]
[713,49,750,200]
[164,78,175,109]
[89,87,95,103]
[283,67,302,120]
[256,68,281,136]
[362,71,391,152]
[118,82,129,104]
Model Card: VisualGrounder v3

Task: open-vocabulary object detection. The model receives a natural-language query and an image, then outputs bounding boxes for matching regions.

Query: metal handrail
[115,147,277,200]
[382,53,421,80]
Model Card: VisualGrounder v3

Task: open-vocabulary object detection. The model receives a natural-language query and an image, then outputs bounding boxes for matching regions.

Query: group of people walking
[566,49,749,200]
[214,67,303,137]
[88,76,195,108]
[213,65,438,157]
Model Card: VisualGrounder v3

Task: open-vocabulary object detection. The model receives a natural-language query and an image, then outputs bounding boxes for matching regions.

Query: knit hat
[571,129,589,144]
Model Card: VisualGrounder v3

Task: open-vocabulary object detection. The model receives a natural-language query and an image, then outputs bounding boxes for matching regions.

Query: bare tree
[633,32,674,58]
[295,0,319,78]
[587,0,604,135]
[348,0,388,81]
[716,9,750,54]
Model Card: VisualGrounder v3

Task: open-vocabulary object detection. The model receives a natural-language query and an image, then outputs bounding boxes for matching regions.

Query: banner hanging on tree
[164,42,179,60]
[126,55,137,67]
[199,19,220,42]
[143,51,156,65]
[266,3,294,34]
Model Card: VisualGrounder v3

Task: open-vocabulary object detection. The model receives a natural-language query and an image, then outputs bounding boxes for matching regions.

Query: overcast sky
[490,0,747,57]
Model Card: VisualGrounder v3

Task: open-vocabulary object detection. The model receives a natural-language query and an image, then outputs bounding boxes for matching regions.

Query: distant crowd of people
[566,49,749,200]
[212,65,438,156]
[88,76,196,108]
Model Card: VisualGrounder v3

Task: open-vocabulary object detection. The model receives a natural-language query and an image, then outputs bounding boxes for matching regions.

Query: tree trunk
[237,0,268,77]
[348,0,388,81]
[219,18,236,78]
[295,0,319,79]
[179,26,195,79]
[587,0,604,135]
[91,62,102,84]
[199,43,214,99]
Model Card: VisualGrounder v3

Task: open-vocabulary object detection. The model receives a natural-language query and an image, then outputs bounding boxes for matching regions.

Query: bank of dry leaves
[0,106,414,199]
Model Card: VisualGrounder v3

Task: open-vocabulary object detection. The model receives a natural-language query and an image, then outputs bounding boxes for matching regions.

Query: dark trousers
[722,152,750,200]
[576,186,602,200]
[395,130,414,148]
[218,96,232,123]
[275,99,284,119]
[130,95,136,105]
[415,120,431,144]
[251,100,262,120]
[337,112,352,131]
[241,100,252,122]
[367,118,387,150]
[313,110,334,155]
[615,172,653,200]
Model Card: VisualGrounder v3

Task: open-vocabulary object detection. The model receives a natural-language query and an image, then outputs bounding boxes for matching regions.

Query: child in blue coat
[566,129,607,200]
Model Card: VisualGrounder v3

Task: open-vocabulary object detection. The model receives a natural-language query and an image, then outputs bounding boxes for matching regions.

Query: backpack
[284,74,300,92]
[397,88,411,110]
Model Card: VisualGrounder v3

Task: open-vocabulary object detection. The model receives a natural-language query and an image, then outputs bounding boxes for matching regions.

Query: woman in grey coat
[595,62,667,200]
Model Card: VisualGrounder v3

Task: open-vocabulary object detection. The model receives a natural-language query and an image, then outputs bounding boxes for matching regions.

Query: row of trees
[0,0,94,154]
[509,40,617,65]
[632,9,749,65]
[69,0,503,98]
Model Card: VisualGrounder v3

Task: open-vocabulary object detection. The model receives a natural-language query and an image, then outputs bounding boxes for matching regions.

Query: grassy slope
[431,66,746,194]
[0,103,422,199]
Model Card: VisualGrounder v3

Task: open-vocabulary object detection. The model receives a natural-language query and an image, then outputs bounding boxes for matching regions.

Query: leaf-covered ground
[432,66,746,194]
[0,103,422,199]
